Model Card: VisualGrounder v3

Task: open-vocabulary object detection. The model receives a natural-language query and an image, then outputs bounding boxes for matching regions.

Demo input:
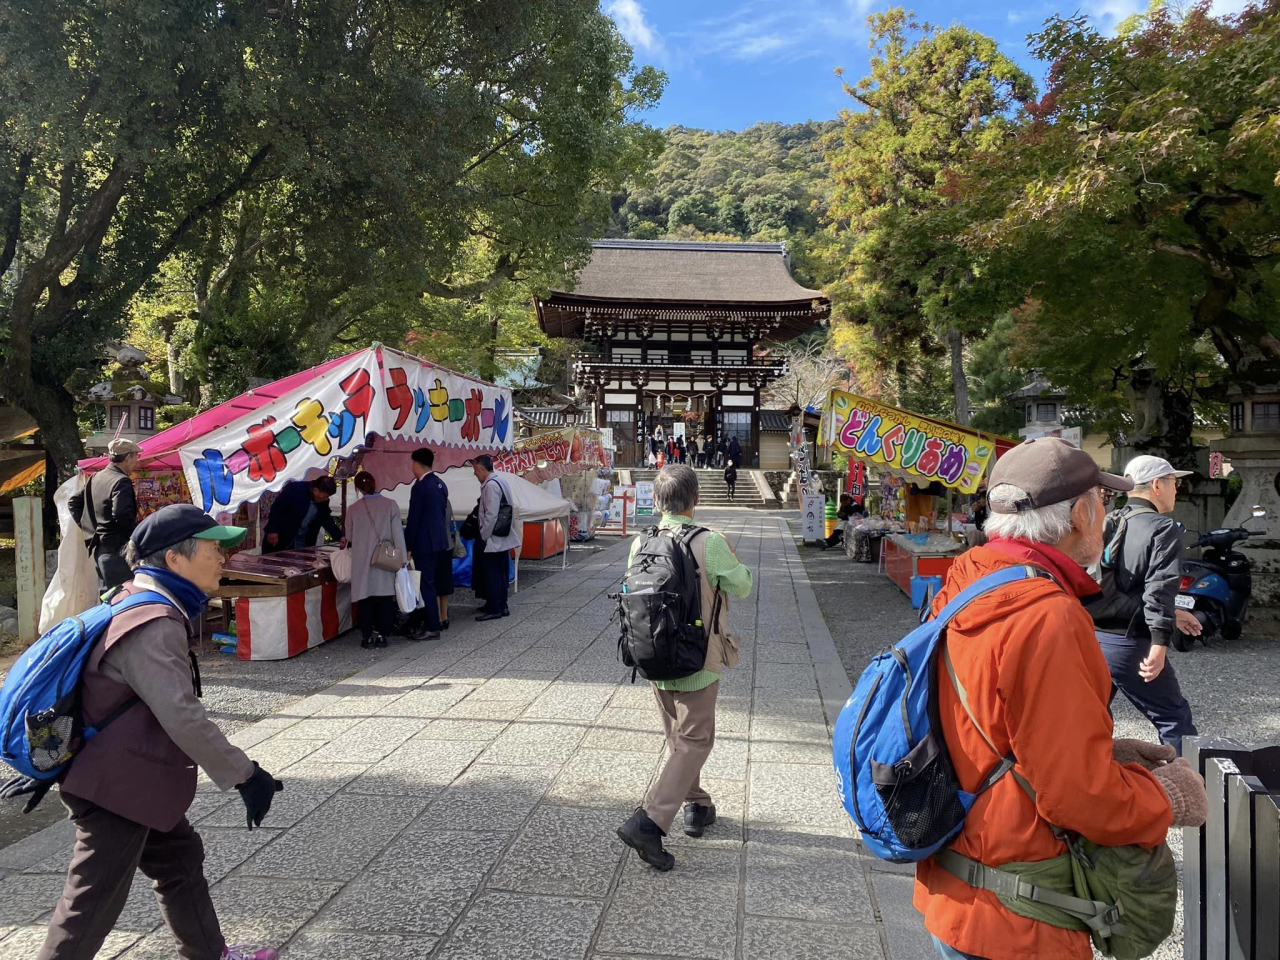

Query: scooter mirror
[1252,506,1267,518]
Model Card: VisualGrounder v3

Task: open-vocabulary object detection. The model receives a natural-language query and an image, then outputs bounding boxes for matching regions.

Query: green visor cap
[193,525,248,548]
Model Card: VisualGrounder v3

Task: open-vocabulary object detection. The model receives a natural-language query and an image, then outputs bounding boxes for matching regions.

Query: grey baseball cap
[988,437,1132,514]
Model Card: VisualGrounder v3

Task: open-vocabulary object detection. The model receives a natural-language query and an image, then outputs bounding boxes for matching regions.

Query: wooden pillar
[751,387,761,469]
[14,497,46,643]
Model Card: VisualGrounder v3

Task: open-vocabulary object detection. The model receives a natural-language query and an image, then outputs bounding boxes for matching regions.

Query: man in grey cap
[70,438,142,590]
[1088,455,1198,754]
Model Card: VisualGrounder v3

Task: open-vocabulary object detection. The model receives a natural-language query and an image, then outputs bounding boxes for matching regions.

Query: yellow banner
[824,390,993,494]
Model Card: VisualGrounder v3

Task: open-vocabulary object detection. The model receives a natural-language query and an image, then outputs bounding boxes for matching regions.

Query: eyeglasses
[1098,488,1117,506]
[1155,475,1183,490]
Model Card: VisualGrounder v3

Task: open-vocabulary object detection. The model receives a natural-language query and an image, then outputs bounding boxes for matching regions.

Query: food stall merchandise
[212,547,351,660]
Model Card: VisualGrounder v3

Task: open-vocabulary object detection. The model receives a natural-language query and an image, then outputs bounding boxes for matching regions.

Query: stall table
[212,547,352,660]
[520,518,567,560]
[883,534,964,604]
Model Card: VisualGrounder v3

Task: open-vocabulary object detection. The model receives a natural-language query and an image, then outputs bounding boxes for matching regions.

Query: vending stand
[73,344,513,659]
[822,389,1013,604]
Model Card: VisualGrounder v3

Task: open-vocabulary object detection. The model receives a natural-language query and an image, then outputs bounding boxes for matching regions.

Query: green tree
[0,0,662,476]
[955,3,1280,461]
[824,9,1035,423]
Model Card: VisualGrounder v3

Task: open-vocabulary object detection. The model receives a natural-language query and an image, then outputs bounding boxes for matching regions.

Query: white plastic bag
[394,565,421,615]
[40,473,99,633]
[329,546,352,583]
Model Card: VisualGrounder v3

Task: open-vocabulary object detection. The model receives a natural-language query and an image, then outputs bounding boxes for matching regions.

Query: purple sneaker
[223,946,278,960]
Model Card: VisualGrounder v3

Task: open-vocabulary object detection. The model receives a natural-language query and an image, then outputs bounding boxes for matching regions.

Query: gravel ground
[790,518,1280,960]
[0,538,611,849]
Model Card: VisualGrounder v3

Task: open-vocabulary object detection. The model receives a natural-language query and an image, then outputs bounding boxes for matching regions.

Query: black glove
[236,762,284,830]
[0,775,54,814]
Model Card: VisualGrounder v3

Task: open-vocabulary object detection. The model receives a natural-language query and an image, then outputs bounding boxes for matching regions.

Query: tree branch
[0,150,32,278]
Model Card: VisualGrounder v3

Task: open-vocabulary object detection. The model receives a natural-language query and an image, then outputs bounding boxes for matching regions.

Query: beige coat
[346,493,407,602]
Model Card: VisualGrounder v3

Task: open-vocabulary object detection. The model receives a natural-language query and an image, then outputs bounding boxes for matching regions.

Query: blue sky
[607,0,1242,131]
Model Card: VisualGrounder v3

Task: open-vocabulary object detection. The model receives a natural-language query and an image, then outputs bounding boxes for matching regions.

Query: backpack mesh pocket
[870,735,966,849]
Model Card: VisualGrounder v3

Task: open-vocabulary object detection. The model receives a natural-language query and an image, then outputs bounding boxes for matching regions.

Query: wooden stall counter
[212,547,352,660]
[883,533,964,603]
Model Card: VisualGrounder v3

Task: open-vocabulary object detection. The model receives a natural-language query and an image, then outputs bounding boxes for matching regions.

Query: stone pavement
[0,510,913,960]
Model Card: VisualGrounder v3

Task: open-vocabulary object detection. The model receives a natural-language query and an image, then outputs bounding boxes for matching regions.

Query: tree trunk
[948,329,969,426]
[10,381,86,482]
[163,329,184,395]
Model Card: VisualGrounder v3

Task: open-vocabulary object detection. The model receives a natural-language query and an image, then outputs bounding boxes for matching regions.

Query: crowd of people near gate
[643,423,742,471]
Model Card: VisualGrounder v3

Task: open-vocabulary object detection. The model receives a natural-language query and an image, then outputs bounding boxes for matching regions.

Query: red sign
[846,460,867,505]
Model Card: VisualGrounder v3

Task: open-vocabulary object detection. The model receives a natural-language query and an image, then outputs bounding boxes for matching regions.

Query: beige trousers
[643,680,719,833]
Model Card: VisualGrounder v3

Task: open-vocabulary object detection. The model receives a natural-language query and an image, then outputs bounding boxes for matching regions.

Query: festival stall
[822,389,1011,605]
[491,426,610,551]
[73,345,513,659]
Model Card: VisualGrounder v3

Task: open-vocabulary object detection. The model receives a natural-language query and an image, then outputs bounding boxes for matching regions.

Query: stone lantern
[1213,383,1280,632]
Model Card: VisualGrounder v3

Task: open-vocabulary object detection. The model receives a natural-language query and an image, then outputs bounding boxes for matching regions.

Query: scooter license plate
[1174,595,1196,610]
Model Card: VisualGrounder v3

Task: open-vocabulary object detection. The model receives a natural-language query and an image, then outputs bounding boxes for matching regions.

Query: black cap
[130,503,247,557]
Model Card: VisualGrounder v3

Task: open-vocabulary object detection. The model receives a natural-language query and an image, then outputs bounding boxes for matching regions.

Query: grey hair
[1130,481,1154,495]
[124,537,202,571]
[653,464,699,514]
[984,484,1085,545]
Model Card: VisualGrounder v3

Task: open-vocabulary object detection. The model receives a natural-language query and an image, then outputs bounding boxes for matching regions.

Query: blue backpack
[0,591,170,781]
[832,565,1052,862]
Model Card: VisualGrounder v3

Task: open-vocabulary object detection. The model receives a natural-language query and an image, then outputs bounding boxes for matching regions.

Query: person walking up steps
[723,460,738,501]
[615,464,753,871]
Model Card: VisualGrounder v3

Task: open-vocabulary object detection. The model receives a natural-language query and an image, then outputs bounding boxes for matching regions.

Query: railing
[1183,738,1280,960]
[572,353,786,371]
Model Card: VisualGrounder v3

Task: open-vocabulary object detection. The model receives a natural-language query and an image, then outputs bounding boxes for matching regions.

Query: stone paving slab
[0,511,899,959]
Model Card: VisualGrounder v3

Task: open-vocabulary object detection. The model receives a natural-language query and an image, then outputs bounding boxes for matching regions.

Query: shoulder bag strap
[84,473,99,536]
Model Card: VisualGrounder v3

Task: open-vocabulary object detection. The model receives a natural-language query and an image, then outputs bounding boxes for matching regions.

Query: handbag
[329,545,353,583]
[460,507,479,541]
[446,496,467,558]
[488,479,514,539]
[364,500,404,572]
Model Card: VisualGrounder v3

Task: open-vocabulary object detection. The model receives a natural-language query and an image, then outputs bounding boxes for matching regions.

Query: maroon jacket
[60,582,252,831]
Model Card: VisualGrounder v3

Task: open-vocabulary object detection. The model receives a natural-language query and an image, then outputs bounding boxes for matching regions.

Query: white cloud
[677,0,868,63]
[607,0,664,54]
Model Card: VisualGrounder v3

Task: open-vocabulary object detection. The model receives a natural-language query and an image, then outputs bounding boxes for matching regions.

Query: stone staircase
[628,467,768,508]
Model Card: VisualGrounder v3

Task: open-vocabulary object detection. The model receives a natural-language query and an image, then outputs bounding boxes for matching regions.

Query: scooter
[1173,506,1267,650]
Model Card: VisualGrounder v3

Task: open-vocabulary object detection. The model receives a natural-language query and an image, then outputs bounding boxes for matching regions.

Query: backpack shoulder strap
[931,565,1053,631]
[110,590,172,614]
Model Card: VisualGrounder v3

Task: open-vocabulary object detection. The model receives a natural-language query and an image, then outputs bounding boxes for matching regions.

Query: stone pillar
[1213,432,1280,634]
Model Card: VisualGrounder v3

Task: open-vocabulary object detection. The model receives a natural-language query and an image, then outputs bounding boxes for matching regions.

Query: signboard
[635,481,655,514]
[181,348,513,516]
[824,390,994,495]
[613,484,637,518]
[1209,451,1224,479]
[846,460,866,505]
[600,427,615,451]
[673,422,686,441]
[492,427,606,485]
[801,494,824,541]
[1023,426,1081,448]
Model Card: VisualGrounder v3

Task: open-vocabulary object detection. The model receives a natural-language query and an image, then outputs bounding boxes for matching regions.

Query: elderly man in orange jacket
[917,438,1207,960]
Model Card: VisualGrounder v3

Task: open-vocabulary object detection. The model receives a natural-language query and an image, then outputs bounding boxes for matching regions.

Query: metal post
[14,496,46,644]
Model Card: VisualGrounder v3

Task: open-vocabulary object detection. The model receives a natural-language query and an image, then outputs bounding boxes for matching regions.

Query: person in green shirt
[616,464,753,871]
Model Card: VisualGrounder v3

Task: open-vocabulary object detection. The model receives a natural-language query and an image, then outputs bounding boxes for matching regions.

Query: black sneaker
[683,802,716,837]
[360,636,373,649]
[373,633,388,648]
[617,807,674,871]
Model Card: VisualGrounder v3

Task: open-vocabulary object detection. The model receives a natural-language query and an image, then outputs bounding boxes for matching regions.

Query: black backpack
[612,525,720,682]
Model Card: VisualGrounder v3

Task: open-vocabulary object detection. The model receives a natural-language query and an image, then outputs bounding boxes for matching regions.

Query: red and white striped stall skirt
[235,582,353,660]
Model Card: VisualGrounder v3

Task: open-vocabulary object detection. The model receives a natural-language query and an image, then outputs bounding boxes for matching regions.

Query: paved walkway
[0,510,910,960]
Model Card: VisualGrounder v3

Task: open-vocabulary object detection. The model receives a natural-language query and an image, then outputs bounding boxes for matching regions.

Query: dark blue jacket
[263,480,343,552]
[406,472,450,558]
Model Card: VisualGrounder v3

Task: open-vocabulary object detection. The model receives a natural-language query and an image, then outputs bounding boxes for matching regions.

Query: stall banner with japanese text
[825,390,993,495]
[492,428,607,485]
[181,348,512,516]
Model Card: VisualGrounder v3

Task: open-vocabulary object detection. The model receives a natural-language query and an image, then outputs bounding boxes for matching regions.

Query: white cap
[1124,455,1193,486]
